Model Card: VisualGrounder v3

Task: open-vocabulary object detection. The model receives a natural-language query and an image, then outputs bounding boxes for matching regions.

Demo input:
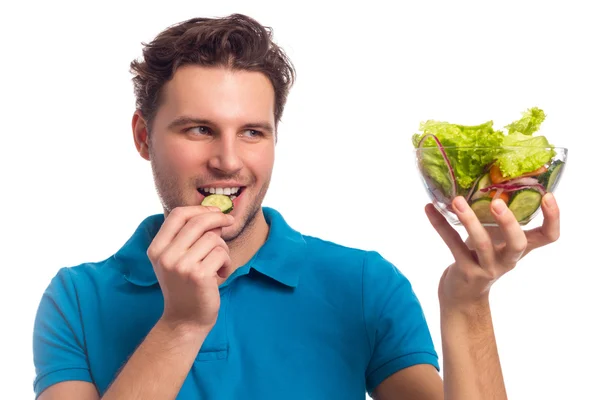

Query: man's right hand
[147,206,235,333]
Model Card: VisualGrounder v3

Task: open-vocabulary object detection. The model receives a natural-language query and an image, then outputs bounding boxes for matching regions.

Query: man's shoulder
[47,255,123,293]
[303,234,369,260]
[301,234,400,278]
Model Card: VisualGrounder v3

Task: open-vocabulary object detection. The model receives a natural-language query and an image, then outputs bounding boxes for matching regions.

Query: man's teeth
[200,187,241,196]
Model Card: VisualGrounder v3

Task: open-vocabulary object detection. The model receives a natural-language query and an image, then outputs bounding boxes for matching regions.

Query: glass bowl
[414,145,567,226]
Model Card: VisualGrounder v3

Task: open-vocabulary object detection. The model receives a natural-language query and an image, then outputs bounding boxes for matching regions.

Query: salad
[413,107,565,224]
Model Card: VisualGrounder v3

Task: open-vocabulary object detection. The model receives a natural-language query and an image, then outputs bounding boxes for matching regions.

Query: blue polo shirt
[33,207,439,399]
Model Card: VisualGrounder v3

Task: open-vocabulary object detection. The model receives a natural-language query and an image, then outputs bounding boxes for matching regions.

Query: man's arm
[373,302,502,400]
[373,302,504,400]
[38,319,209,400]
[372,364,443,400]
[102,320,208,399]
[38,382,99,400]
[439,301,505,399]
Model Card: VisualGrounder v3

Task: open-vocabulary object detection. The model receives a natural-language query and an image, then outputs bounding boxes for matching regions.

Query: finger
[490,199,527,265]
[192,246,233,283]
[176,228,229,273]
[172,212,233,248]
[148,206,223,259]
[538,193,561,243]
[465,227,505,250]
[524,193,561,255]
[425,203,472,265]
[165,213,234,263]
[452,196,496,270]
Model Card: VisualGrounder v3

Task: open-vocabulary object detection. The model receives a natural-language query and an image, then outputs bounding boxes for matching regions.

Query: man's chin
[221,204,263,243]
[220,214,249,242]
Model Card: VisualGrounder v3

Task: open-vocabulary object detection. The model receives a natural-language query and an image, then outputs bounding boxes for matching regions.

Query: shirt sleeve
[32,267,94,398]
[362,251,440,394]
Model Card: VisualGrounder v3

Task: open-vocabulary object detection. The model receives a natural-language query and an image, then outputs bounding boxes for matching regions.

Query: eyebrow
[167,116,274,133]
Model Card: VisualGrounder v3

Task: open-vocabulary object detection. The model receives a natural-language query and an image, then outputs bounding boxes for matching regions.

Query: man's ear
[132,110,150,160]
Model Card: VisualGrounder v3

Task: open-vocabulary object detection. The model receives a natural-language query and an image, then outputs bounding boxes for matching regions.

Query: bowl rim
[413,146,568,150]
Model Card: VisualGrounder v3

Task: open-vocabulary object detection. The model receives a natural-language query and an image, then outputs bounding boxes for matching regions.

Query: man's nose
[207,135,243,175]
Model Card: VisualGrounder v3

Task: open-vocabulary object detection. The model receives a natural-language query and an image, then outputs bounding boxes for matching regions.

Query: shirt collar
[115,207,306,288]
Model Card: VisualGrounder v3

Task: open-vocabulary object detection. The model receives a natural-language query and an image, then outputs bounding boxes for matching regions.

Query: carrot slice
[520,165,548,178]
[489,164,506,184]
[490,164,548,184]
[489,190,510,203]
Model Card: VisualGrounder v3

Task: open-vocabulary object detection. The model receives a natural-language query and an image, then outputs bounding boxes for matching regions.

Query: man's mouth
[198,186,246,200]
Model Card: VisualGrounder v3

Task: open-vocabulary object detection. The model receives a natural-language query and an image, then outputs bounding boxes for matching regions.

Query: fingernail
[454,197,468,213]
[492,199,506,215]
[544,193,556,209]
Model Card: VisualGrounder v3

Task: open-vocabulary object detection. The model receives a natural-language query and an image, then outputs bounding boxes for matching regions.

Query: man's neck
[227,210,270,270]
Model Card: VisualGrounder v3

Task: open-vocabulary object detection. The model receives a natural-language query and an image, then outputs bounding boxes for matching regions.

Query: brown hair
[130,14,296,132]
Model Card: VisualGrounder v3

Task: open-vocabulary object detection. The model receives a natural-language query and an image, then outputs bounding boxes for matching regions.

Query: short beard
[223,179,269,245]
[149,155,186,215]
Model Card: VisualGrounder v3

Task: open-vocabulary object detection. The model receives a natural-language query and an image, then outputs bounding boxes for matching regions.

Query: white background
[1,0,598,398]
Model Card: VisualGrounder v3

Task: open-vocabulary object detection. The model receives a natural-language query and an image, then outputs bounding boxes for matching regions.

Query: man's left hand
[425,193,560,312]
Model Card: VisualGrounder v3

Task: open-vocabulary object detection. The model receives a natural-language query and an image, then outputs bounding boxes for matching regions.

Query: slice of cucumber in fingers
[201,194,234,214]
[508,189,542,222]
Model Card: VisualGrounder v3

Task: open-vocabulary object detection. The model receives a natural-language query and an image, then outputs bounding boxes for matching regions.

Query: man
[32,13,561,400]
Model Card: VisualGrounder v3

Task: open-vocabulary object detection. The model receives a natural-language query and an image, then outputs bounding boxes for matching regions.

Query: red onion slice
[418,134,457,199]
[480,183,546,194]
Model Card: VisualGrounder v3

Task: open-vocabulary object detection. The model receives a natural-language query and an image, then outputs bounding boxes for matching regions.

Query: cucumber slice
[477,173,492,191]
[539,160,564,191]
[470,198,494,223]
[508,189,542,221]
[470,173,492,201]
[201,194,233,214]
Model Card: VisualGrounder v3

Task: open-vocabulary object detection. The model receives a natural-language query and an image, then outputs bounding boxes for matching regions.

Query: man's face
[140,65,276,242]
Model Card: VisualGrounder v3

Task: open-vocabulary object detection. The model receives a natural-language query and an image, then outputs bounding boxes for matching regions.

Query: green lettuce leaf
[413,107,556,193]
[412,120,504,191]
[418,147,452,196]
[495,107,555,178]
[504,107,546,136]
[496,133,556,178]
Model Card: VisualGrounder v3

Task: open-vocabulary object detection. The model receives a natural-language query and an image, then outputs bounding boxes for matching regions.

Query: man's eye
[187,126,212,136]
[242,129,262,138]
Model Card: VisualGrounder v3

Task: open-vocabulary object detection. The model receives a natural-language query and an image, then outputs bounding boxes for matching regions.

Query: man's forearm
[102,318,209,400]
[441,299,508,400]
